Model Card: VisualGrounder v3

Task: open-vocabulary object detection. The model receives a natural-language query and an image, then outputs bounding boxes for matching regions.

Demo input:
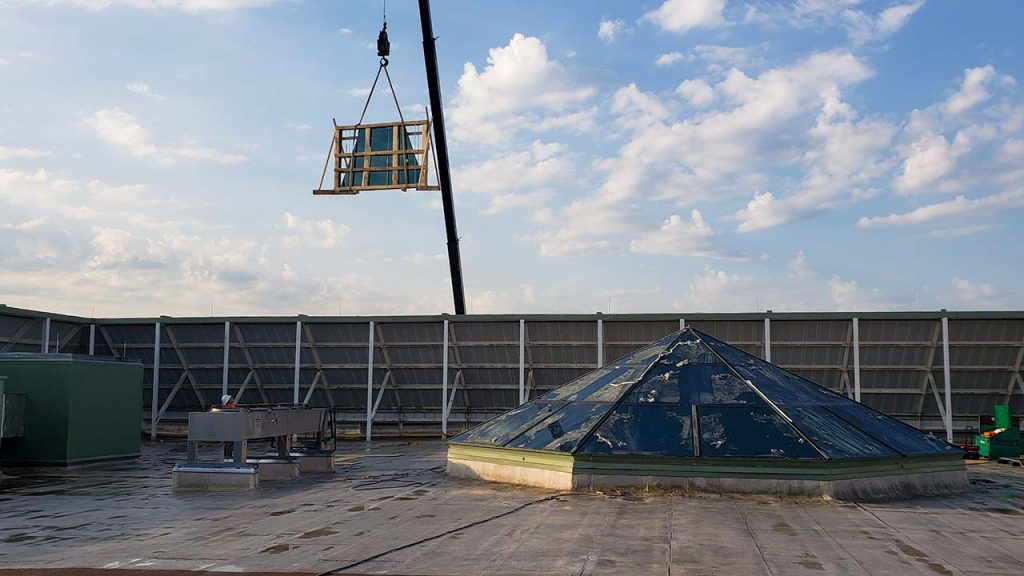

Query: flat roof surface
[1,440,1022,575]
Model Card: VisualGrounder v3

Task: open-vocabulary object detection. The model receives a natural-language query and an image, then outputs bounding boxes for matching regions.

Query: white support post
[442,319,449,435]
[597,317,604,367]
[679,318,686,331]
[941,316,953,442]
[763,317,771,362]
[88,324,96,356]
[41,318,51,353]
[366,321,375,441]
[293,320,302,405]
[151,322,161,441]
[518,319,526,405]
[852,318,861,402]
[222,321,231,398]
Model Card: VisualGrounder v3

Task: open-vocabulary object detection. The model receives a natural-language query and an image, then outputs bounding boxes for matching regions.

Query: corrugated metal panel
[860,346,933,366]
[452,321,518,342]
[771,345,845,366]
[949,319,1024,342]
[603,320,678,343]
[946,346,1019,366]
[236,323,296,344]
[688,320,762,343]
[529,345,597,365]
[860,370,926,390]
[456,345,518,365]
[771,319,849,342]
[859,320,936,342]
[3,308,1023,430]
[307,323,369,343]
[527,321,596,342]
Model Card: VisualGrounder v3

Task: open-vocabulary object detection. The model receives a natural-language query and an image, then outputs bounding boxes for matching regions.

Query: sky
[1,0,1022,318]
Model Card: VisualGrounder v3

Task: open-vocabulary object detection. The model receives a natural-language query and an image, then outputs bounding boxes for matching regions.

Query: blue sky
[1,0,1022,317]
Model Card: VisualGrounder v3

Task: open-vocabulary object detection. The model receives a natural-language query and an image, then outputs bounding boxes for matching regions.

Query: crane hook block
[377,22,391,60]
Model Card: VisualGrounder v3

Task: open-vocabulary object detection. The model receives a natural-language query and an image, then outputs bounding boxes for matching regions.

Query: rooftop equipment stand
[418,0,466,315]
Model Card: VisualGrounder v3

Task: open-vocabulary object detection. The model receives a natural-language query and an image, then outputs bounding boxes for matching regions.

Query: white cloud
[948,277,998,308]
[655,51,685,67]
[451,34,595,145]
[734,88,895,232]
[347,87,371,97]
[90,226,169,269]
[401,252,446,266]
[693,44,760,69]
[788,251,811,278]
[338,27,353,35]
[748,1,926,45]
[533,107,600,134]
[644,0,725,34]
[668,264,879,312]
[675,78,715,107]
[0,51,41,67]
[828,274,890,311]
[629,209,738,259]
[454,140,573,214]
[1003,138,1024,160]
[597,18,627,43]
[0,167,443,317]
[536,51,877,253]
[286,122,311,131]
[893,131,969,193]
[943,65,997,116]
[925,224,994,239]
[81,108,248,165]
[857,188,1024,228]
[679,267,753,312]
[828,275,857,309]
[672,52,872,180]
[125,82,164,99]
[845,1,925,45]
[610,83,671,130]
[0,216,83,270]
[21,0,281,12]
[281,212,350,248]
[0,145,50,160]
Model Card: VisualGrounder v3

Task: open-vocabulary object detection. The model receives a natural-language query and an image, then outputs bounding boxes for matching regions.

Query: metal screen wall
[2,305,1022,440]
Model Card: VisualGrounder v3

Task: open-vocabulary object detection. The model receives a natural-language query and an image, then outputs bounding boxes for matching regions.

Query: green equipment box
[975,404,1022,460]
[0,353,143,465]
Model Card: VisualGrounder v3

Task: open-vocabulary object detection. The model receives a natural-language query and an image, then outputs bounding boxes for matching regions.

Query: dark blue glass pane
[701,334,845,405]
[367,154,391,186]
[626,363,761,405]
[827,404,960,456]
[789,406,898,459]
[537,365,646,403]
[664,336,721,365]
[698,405,821,459]
[398,168,420,185]
[577,404,693,457]
[506,402,612,452]
[583,365,649,402]
[369,126,392,150]
[450,401,565,446]
[342,171,363,187]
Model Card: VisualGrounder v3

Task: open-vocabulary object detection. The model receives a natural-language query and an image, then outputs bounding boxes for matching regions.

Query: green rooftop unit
[975,404,1022,460]
[0,353,143,466]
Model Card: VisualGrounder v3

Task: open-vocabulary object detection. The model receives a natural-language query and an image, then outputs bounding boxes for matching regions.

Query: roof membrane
[450,329,960,460]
